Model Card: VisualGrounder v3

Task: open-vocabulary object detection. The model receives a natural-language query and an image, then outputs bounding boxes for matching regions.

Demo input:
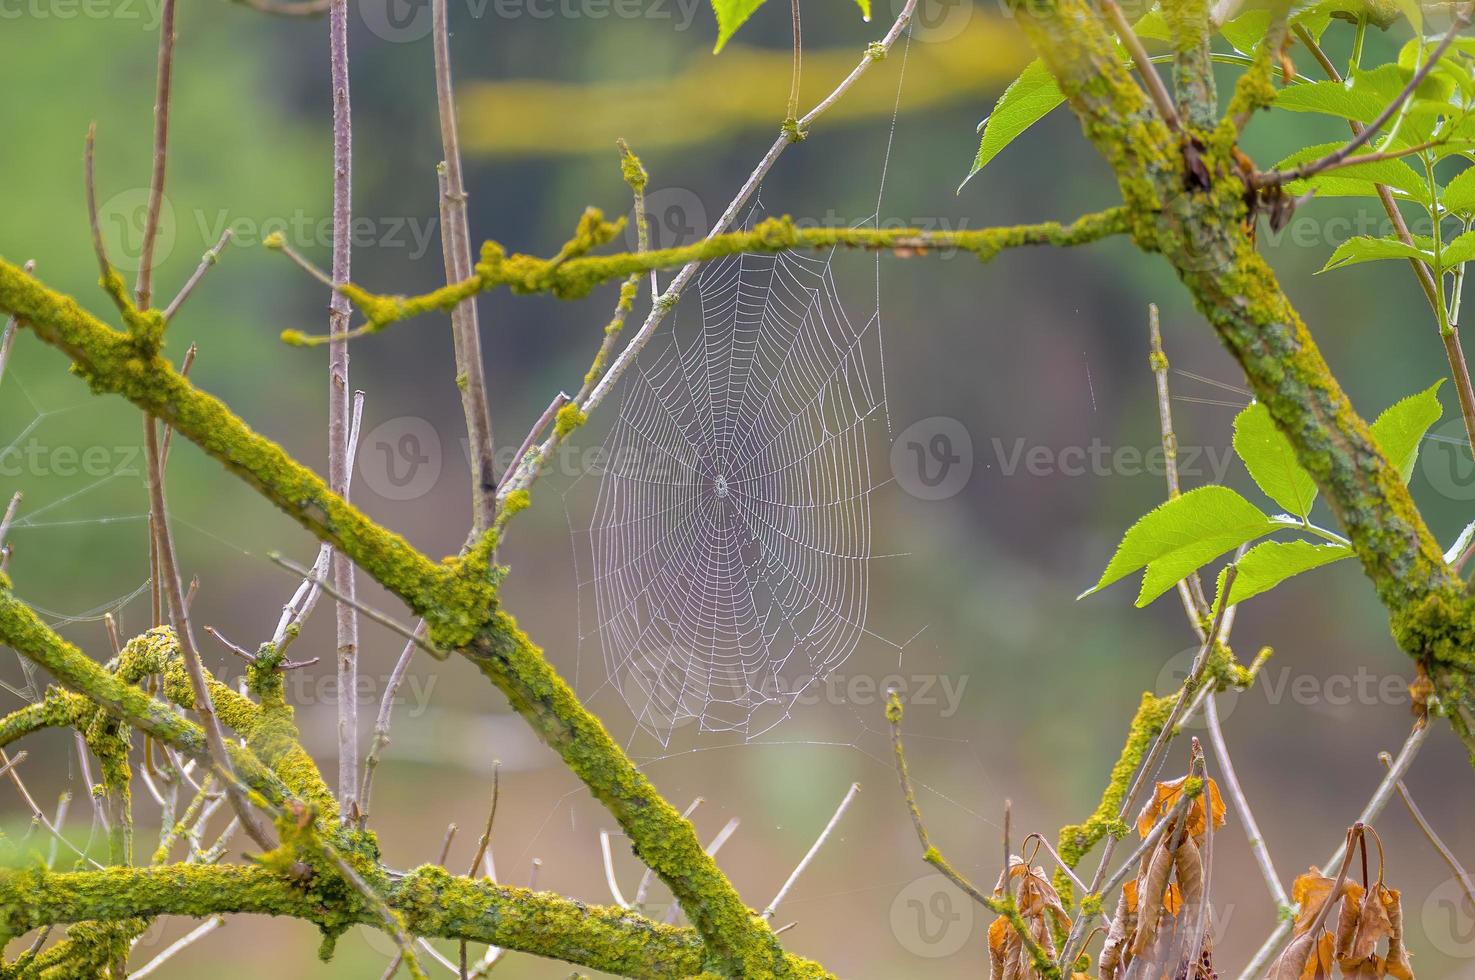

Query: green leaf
[710,0,767,52]
[1317,235,1432,273]
[1442,230,1475,266]
[852,0,871,20]
[1443,165,1475,213]
[1275,65,1409,125]
[1234,402,1319,518]
[1370,380,1444,482]
[1213,539,1354,609]
[1080,486,1276,608]
[1276,141,1431,202]
[961,60,1064,190]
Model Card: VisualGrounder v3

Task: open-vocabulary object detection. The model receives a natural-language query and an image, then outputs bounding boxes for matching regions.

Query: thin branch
[0,492,20,556]
[163,229,233,322]
[1378,750,1475,906]
[1102,0,1181,131]
[0,261,31,393]
[128,916,225,978]
[1256,8,1471,190]
[491,0,920,507]
[887,694,1058,977]
[1148,304,1211,624]
[1061,566,1238,966]
[83,127,131,316]
[432,0,496,533]
[600,830,632,908]
[0,748,101,868]
[761,782,859,920]
[271,389,364,651]
[267,554,439,659]
[1205,692,1288,910]
[135,0,177,311]
[144,419,274,850]
[1237,725,1429,980]
[466,761,500,877]
[358,623,426,829]
[1099,787,1195,897]
[327,0,361,824]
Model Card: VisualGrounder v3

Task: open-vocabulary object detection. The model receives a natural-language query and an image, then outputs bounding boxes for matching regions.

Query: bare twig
[358,622,426,829]
[163,229,233,322]
[1378,750,1475,906]
[144,420,274,850]
[467,761,500,877]
[326,0,361,823]
[1237,725,1429,980]
[432,0,496,532]
[497,0,921,506]
[600,830,632,908]
[762,782,859,920]
[1061,566,1239,966]
[1148,305,1211,623]
[0,748,100,868]
[1205,692,1288,910]
[271,389,364,651]
[135,0,178,311]
[1102,0,1181,131]
[128,917,225,978]
[267,554,438,660]
[0,492,20,555]
[1257,9,1472,189]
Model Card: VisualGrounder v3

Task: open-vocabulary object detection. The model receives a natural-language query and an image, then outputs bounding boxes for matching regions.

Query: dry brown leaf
[1176,836,1205,911]
[1099,890,1133,980]
[1267,930,1320,980]
[1136,774,1227,839]
[1335,880,1369,958]
[989,915,1009,980]
[1382,885,1415,980]
[1132,836,1177,955]
[1123,876,1183,916]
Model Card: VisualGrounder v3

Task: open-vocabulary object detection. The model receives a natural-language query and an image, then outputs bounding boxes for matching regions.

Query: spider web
[571,206,896,746]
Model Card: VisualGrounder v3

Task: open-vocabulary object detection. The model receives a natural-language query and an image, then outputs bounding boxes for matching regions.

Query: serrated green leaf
[1234,402,1319,518]
[1317,235,1432,273]
[1276,141,1431,202]
[1443,165,1475,213]
[710,0,767,52]
[1213,539,1354,609]
[1080,486,1276,608]
[1371,380,1444,481]
[1275,65,1409,125]
[961,60,1063,190]
[1442,230,1475,266]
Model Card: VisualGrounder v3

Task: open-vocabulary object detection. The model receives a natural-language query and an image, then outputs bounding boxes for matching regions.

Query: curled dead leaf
[1137,774,1227,840]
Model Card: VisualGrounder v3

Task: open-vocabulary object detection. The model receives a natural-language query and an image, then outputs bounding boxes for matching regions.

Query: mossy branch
[274,207,1130,343]
[1010,0,1475,738]
[0,863,708,978]
[0,260,824,976]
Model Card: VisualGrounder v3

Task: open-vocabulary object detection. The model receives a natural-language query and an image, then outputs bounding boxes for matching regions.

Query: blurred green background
[3,0,1475,976]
